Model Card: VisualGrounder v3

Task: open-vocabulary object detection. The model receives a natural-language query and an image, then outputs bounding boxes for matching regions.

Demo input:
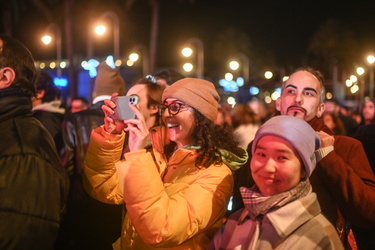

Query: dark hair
[36,70,61,102]
[72,96,89,105]
[360,98,375,125]
[322,112,347,135]
[154,69,185,85]
[325,98,341,106]
[0,34,37,97]
[164,109,240,168]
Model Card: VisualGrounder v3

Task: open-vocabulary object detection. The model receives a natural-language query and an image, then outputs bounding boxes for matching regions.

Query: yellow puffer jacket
[83,125,246,249]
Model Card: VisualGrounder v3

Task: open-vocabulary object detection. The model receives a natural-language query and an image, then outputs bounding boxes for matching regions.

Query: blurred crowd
[2,34,375,250]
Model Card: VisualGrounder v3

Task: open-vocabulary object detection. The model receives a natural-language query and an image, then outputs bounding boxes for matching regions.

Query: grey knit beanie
[161,78,220,122]
[252,115,321,179]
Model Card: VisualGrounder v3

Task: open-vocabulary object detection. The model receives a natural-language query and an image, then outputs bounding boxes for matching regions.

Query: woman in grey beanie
[210,115,343,250]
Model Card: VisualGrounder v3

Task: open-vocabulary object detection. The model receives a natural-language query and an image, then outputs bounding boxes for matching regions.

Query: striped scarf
[240,180,312,221]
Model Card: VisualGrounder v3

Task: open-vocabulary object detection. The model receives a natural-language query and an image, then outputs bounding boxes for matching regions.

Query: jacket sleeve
[120,150,233,247]
[83,126,125,204]
[317,136,375,227]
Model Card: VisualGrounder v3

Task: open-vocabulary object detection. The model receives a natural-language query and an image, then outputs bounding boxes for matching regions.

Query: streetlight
[181,37,204,78]
[41,23,62,77]
[367,55,375,98]
[183,63,194,73]
[228,53,249,82]
[88,11,120,61]
[127,44,149,76]
[357,67,366,107]
[264,71,273,79]
[229,61,240,70]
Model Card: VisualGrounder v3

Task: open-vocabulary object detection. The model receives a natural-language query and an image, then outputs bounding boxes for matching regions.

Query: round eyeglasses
[159,102,192,116]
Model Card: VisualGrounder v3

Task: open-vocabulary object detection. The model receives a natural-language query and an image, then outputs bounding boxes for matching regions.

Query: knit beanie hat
[93,62,126,97]
[162,78,220,122]
[252,115,321,179]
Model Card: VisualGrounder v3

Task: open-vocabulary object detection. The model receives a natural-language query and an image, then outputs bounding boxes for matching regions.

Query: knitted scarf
[240,180,312,221]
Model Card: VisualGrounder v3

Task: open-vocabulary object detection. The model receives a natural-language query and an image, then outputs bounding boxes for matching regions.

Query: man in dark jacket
[0,34,69,249]
[232,67,375,249]
[57,61,126,249]
[32,70,65,155]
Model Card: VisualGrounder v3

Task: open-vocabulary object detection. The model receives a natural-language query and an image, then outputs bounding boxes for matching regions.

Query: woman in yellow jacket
[83,78,248,249]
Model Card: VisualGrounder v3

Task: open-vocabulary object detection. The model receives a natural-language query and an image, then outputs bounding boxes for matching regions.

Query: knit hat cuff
[162,78,220,122]
[252,115,321,179]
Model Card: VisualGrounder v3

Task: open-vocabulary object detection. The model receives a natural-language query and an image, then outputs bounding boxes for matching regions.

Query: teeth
[167,123,179,128]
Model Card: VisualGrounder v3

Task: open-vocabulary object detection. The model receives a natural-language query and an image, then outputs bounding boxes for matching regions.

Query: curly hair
[164,109,241,168]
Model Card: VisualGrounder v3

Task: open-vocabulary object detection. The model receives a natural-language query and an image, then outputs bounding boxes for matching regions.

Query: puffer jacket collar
[0,95,32,123]
[32,99,65,114]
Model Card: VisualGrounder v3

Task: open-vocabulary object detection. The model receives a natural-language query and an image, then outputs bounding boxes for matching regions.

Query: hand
[316,131,335,148]
[124,104,149,151]
[102,93,126,134]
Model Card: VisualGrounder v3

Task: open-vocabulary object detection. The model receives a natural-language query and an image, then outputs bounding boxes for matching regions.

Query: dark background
[2,0,375,95]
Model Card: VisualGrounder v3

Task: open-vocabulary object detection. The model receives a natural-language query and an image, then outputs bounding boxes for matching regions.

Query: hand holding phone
[110,96,139,120]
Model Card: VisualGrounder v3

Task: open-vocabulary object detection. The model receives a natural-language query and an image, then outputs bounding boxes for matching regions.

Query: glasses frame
[159,102,192,116]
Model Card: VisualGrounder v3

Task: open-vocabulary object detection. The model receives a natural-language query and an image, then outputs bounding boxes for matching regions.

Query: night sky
[155,0,375,67]
[4,0,375,75]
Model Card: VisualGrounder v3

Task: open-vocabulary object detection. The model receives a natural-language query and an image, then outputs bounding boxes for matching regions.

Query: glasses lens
[169,103,181,115]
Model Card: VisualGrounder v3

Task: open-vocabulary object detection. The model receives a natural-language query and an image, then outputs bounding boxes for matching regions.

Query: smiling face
[251,135,304,196]
[162,98,196,148]
[276,70,325,122]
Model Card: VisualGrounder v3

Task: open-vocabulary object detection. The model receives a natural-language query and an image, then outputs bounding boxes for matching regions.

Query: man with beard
[232,67,375,249]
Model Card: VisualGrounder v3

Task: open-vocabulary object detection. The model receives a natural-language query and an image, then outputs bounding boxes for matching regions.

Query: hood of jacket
[32,99,65,114]
[218,147,248,171]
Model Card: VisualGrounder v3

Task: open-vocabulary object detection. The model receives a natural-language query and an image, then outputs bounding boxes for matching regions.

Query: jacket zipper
[162,152,193,181]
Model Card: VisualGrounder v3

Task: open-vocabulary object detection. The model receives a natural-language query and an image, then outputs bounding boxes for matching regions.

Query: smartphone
[110,96,139,120]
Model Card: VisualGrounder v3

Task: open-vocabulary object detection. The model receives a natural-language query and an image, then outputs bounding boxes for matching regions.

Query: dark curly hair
[164,109,241,169]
